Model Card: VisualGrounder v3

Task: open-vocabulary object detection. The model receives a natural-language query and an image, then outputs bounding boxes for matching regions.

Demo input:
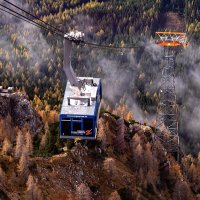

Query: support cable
[2,0,64,34]
[0,2,140,50]
[0,7,47,30]
[0,3,63,36]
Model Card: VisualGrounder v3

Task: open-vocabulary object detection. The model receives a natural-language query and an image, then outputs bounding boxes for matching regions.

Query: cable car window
[73,122,82,131]
[62,120,71,136]
[84,119,93,136]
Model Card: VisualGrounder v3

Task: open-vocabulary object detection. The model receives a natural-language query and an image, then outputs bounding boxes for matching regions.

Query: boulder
[0,93,43,135]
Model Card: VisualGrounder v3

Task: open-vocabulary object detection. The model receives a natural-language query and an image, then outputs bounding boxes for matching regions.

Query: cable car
[60,77,102,140]
[60,32,102,140]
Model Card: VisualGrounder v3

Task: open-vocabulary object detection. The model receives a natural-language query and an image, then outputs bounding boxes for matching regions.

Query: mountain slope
[0,112,200,200]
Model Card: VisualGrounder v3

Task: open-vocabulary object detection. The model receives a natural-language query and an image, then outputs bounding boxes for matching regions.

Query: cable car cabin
[60,77,102,140]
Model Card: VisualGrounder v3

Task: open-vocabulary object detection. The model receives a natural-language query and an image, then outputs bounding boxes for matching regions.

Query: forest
[0,0,199,199]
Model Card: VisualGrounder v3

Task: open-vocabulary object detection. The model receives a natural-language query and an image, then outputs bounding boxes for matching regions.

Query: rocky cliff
[0,93,42,135]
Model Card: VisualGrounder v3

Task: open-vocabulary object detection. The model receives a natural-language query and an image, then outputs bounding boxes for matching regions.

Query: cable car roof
[60,77,101,116]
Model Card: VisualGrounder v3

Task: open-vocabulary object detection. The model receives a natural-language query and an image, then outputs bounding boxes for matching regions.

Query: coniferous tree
[172,180,194,200]
[15,130,24,159]
[2,137,12,156]
[144,142,159,187]
[25,130,33,156]
[40,122,49,150]
[76,183,92,200]
[26,174,43,200]
[108,191,121,200]
[98,118,107,150]
[103,157,117,177]
[18,147,29,179]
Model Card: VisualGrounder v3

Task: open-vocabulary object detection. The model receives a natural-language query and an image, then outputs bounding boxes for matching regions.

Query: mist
[79,36,200,143]
[78,38,163,123]
[173,45,200,153]
[0,0,52,70]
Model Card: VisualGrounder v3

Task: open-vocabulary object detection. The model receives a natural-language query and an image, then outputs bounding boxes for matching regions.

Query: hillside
[0,111,200,200]
[0,0,199,199]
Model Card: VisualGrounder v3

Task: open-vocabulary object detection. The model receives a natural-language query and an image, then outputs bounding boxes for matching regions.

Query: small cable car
[60,32,102,140]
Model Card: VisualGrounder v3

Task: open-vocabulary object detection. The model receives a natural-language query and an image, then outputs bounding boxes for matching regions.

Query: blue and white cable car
[60,32,102,140]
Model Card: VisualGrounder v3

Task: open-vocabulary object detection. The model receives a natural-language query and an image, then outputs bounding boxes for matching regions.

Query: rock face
[0,95,10,117]
[0,93,42,135]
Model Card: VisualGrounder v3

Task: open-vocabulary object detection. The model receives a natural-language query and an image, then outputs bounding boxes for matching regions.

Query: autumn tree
[103,157,117,177]
[151,139,167,166]
[125,111,134,121]
[172,180,194,200]
[40,122,49,150]
[132,142,145,184]
[169,161,183,181]
[97,118,107,150]
[15,130,24,159]
[76,183,92,200]
[143,142,159,187]
[131,133,141,148]
[188,163,198,182]
[132,143,143,171]
[26,174,43,200]
[18,148,29,179]
[108,191,121,200]
[112,103,129,119]
[2,137,12,155]
[25,130,33,156]
[63,193,74,200]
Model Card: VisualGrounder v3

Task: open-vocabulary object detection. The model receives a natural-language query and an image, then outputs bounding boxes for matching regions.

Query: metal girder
[156,46,179,158]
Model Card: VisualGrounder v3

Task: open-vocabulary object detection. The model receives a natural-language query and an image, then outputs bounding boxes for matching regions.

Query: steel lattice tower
[155,32,187,159]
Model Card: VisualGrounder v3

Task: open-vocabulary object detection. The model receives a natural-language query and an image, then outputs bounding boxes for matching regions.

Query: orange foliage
[170,162,183,180]
[112,104,134,121]
[108,191,121,200]
[2,137,12,155]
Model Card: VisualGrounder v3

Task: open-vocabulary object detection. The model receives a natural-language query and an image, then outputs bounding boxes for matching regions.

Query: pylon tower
[155,32,187,159]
